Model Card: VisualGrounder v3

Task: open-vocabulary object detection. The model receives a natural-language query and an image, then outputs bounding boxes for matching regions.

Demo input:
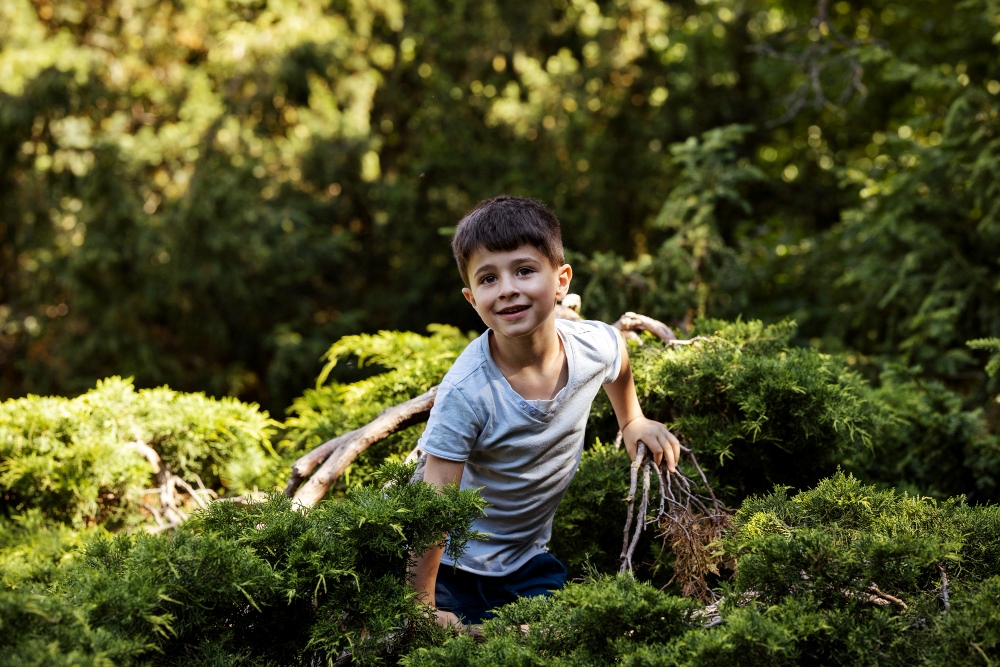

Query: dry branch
[750,0,877,127]
[287,387,438,508]
[865,584,908,610]
[125,431,216,533]
[619,443,731,601]
[612,312,677,344]
[938,564,951,611]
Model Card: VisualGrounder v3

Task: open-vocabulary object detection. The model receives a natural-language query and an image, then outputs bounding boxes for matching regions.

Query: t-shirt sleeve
[598,321,623,384]
[417,380,481,462]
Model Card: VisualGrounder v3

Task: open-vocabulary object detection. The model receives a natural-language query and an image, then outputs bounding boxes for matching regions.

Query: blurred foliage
[2,0,997,420]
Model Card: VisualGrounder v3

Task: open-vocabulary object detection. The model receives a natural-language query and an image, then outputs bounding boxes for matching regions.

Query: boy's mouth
[497,305,530,315]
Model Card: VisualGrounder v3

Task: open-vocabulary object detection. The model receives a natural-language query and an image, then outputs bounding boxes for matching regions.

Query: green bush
[0,377,279,530]
[0,510,92,590]
[0,463,486,667]
[845,364,1000,502]
[549,440,637,579]
[400,574,699,667]
[407,474,1000,666]
[588,319,888,501]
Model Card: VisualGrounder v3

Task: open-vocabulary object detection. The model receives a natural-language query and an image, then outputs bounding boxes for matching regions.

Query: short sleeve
[599,321,623,384]
[418,380,482,462]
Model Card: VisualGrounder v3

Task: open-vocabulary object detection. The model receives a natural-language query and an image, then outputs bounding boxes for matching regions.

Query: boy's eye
[480,275,497,285]
[516,267,534,276]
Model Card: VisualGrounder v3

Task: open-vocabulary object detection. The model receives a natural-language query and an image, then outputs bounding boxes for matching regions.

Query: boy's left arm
[603,329,681,472]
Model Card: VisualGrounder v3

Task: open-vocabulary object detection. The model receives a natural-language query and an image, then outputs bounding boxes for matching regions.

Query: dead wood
[864,584,908,610]
[287,387,438,508]
[612,312,677,344]
[619,442,731,601]
[125,429,216,533]
[938,563,951,611]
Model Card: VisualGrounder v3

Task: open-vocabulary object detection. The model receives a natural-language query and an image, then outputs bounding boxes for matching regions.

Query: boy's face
[462,244,572,340]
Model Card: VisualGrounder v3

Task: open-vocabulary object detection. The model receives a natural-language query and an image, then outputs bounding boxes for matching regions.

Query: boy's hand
[622,417,681,472]
[433,608,464,631]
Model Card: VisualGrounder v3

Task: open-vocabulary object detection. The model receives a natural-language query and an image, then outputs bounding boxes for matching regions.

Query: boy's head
[452,195,565,288]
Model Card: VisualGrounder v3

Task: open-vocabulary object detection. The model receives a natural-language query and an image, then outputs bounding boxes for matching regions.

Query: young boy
[410,195,680,629]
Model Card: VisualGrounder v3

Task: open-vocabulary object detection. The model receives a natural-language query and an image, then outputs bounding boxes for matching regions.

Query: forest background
[2,0,1000,664]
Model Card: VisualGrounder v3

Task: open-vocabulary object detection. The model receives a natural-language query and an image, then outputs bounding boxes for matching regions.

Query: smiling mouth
[497,305,530,315]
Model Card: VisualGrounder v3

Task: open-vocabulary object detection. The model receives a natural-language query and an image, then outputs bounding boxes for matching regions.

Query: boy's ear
[555,263,573,300]
[462,287,476,308]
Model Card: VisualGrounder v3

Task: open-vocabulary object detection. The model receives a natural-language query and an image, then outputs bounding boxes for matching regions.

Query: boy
[410,195,680,629]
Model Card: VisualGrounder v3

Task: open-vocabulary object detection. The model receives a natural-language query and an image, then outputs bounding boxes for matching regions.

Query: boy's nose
[498,276,519,298]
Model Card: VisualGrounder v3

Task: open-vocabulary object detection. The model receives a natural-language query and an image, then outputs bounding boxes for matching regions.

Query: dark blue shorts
[434,552,567,625]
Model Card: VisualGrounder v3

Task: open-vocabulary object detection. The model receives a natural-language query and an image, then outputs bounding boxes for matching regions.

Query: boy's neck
[488,317,567,400]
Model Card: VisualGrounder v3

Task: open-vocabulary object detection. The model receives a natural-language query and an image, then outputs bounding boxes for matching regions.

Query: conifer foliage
[591,319,887,500]
[406,474,1000,666]
[0,464,487,666]
[2,321,998,664]
[0,376,279,530]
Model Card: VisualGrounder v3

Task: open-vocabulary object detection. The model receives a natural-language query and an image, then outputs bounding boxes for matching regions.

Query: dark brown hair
[451,195,565,287]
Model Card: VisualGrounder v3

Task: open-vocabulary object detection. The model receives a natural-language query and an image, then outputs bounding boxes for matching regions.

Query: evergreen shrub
[847,364,1000,502]
[0,377,279,530]
[0,463,487,666]
[0,510,90,589]
[589,319,888,501]
[405,474,1000,666]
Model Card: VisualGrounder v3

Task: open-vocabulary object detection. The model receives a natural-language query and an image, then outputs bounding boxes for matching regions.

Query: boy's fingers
[662,438,676,472]
[434,609,463,631]
[669,432,681,464]
[640,437,663,467]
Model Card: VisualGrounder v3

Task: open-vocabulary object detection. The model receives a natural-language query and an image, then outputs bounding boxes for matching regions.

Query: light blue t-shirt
[418,318,621,576]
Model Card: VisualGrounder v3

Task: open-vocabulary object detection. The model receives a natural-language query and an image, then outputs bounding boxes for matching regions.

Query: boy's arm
[409,453,466,627]
[603,329,681,472]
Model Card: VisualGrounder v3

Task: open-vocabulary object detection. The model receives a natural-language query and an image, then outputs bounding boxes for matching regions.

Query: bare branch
[938,564,951,611]
[284,388,437,497]
[289,387,438,508]
[613,312,676,344]
[752,0,879,127]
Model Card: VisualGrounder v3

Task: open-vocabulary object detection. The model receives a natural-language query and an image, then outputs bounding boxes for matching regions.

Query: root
[619,442,731,601]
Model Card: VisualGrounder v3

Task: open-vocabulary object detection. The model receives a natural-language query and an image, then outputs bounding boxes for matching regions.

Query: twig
[865,584,909,610]
[750,0,881,127]
[620,443,647,570]
[938,564,950,611]
[126,432,216,531]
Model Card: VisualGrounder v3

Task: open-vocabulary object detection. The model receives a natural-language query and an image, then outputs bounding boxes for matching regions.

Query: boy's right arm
[409,453,466,627]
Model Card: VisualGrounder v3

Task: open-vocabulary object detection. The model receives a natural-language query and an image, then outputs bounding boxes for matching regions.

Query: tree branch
[287,387,438,508]
[612,312,677,344]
